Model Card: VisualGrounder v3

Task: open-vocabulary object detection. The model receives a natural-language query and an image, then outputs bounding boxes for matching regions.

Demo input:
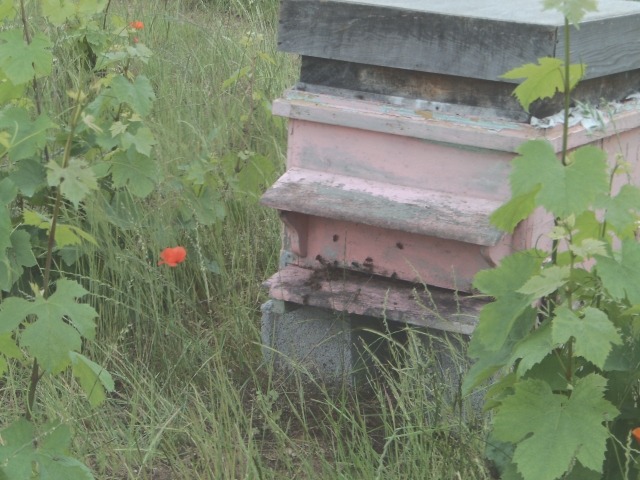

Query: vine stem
[28,91,85,419]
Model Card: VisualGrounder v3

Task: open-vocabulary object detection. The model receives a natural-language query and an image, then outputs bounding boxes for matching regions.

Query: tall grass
[0,0,494,478]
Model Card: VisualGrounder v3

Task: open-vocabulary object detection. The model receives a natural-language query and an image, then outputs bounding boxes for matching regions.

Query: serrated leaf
[518,265,570,297]
[569,238,607,259]
[490,187,540,233]
[56,224,98,247]
[597,184,640,239]
[41,0,76,26]
[0,420,94,480]
[0,69,25,103]
[109,75,155,116]
[9,157,47,196]
[0,332,22,360]
[46,157,98,209]
[543,0,598,25]
[493,374,618,480]
[596,240,640,304]
[509,322,556,376]
[0,229,38,291]
[69,352,114,408]
[120,125,156,156]
[552,306,622,369]
[10,279,97,373]
[0,107,56,161]
[502,58,585,112]
[0,177,17,204]
[474,250,544,298]
[509,141,608,219]
[0,30,53,84]
[109,147,158,197]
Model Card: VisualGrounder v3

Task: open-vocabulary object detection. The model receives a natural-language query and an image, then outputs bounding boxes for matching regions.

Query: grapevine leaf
[109,75,155,116]
[0,30,53,84]
[21,320,81,374]
[0,108,56,161]
[510,141,608,218]
[552,307,622,369]
[56,224,98,247]
[109,147,158,197]
[597,184,640,239]
[501,58,585,112]
[543,0,598,25]
[0,70,25,103]
[490,187,539,233]
[15,279,97,373]
[471,251,542,352]
[69,352,114,408]
[596,240,640,304]
[0,229,38,291]
[121,125,156,156]
[518,265,570,297]
[569,238,607,259]
[0,420,94,480]
[0,297,31,333]
[0,332,22,360]
[474,250,544,298]
[508,322,556,376]
[41,0,76,26]
[46,157,98,209]
[492,374,618,480]
[9,157,47,196]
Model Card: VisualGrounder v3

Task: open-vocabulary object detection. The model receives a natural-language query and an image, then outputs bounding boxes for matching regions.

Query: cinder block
[261,299,377,386]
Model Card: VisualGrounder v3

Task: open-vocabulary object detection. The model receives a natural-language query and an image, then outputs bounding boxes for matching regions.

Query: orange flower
[158,246,186,267]
[633,427,640,445]
[129,20,144,30]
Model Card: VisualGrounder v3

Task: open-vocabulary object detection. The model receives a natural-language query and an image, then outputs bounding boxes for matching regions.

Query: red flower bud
[129,20,144,30]
[158,246,187,267]
[633,427,640,445]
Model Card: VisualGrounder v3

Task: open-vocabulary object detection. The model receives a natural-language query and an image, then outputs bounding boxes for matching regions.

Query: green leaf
[0,108,56,161]
[109,147,158,197]
[120,125,156,156]
[518,265,570,297]
[0,177,17,204]
[552,307,622,369]
[543,0,598,25]
[509,322,556,376]
[502,58,585,112]
[41,0,76,26]
[46,157,98,208]
[108,75,155,116]
[0,30,53,84]
[490,187,539,233]
[0,420,94,480]
[0,332,22,360]
[597,184,640,239]
[69,352,114,408]
[509,141,608,219]
[12,279,98,373]
[493,374,618,480]
[9,157,47,196]
[0,69,25,103]
[471,251,543,352]
[596,240,640,304]
[0,229,38,291]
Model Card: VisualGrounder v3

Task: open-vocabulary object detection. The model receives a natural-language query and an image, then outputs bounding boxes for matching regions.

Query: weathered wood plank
[264,265,485,334]
[299,58,640,121]
[272,88,640,154]
[278,0,640,82]
[260,168,504,246]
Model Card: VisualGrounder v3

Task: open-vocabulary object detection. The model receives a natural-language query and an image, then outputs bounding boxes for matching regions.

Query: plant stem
[561,16,571,167]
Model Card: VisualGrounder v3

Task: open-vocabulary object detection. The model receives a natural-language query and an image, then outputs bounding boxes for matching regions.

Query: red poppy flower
[158,246,186,267]
[633,427,640,445]
[129,20,144,30]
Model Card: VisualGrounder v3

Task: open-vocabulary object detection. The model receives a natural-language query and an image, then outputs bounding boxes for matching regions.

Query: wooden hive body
[262,0,640,330]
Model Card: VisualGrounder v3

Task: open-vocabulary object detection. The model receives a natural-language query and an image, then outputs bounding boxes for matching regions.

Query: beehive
[262,0,640,338]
